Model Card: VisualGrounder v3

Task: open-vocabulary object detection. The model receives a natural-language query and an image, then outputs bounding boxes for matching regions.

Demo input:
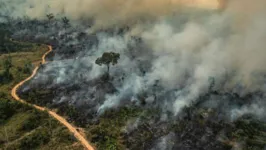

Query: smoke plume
[1,0,219,29]
[1,0,266,120]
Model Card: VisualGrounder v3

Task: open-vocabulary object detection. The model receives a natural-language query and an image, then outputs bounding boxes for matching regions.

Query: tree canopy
[62,17,70,28]
[46,13,54,21]
[95,52,120,74]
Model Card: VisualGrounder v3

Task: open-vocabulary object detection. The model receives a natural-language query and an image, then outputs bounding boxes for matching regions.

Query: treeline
[0,24,37,54]
[0,55,13,83]
[0,55,32,84]
[0,25,12,53]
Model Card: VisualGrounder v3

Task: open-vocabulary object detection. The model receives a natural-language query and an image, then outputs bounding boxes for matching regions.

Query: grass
[0,112,32,142]
[0,43,46,99]
[0,41,83,149]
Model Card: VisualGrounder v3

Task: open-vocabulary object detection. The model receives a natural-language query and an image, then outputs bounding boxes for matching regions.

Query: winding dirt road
[11,45,95,150]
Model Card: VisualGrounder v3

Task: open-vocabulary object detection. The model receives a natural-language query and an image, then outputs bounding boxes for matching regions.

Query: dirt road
[11,45,95,150]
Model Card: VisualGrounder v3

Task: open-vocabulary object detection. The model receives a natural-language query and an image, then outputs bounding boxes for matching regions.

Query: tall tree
[62,17,70,28]
[95,52,120,76]
[3,55,12,73]
[1,55,13,82]
[46,13,54,22]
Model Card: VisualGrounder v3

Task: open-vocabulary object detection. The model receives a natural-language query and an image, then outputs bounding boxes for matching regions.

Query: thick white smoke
[98,0,266,118]
[1,0,219,30]
[2,0,266,120]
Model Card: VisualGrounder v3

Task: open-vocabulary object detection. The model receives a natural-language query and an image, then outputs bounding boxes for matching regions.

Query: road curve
[11,45,95,150]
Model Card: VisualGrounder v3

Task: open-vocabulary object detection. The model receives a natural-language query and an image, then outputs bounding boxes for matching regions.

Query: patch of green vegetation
[232,119,266,148]
[18,127,50,150]
[0,108,32,143]
[0,99,16,124]
[0,39,83,149]
[0,24,41,54]
[88,107,142,150]
[0,44,47,99]
[19,110,47,131]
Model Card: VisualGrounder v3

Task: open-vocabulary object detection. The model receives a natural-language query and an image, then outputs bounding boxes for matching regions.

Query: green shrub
[22,60,33,74]
[19,128,50,150]
[0,99,16,124]
[20,110,47,131]
[89,107,141,150]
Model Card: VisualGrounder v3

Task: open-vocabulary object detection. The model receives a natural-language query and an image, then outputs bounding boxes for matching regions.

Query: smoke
[140,5,266,115]
[2,0,266,120]
[152,133,176,150]
[0,0,219,30]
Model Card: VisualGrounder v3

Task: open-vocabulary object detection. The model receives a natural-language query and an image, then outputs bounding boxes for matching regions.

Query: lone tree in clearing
[95,52,120,77]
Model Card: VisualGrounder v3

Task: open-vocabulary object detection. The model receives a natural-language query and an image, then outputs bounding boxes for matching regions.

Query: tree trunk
[107,64,110,79]
[107,64,110,74]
